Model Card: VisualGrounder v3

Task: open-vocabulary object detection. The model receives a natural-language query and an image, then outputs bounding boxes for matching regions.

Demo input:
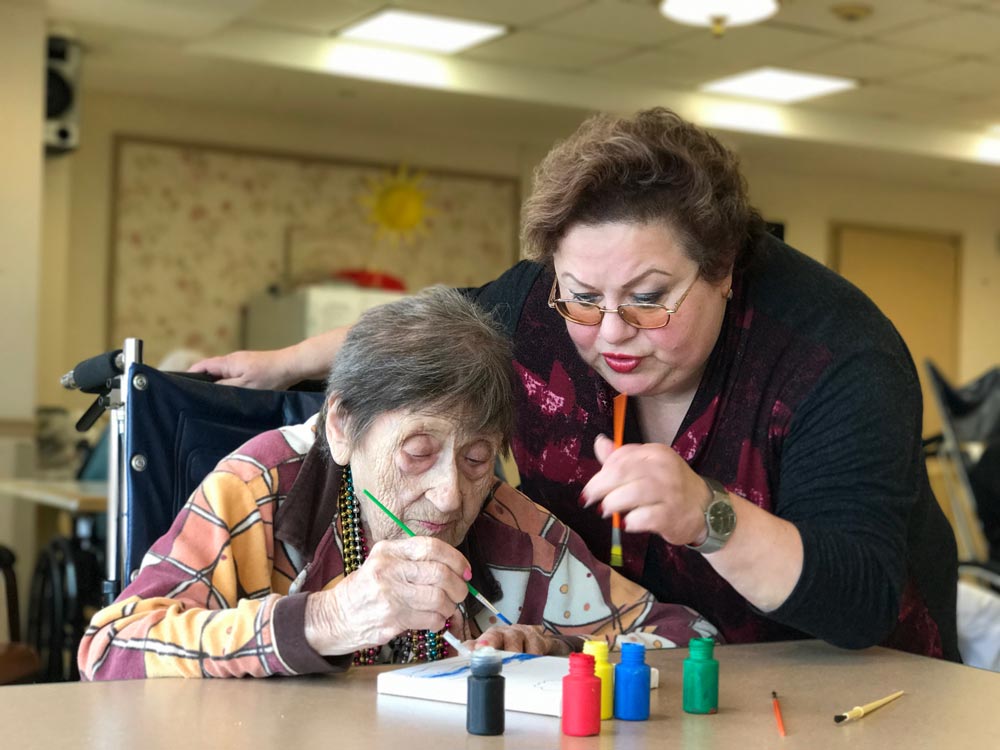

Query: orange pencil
[772,691,787,737]
[609,394,627,567]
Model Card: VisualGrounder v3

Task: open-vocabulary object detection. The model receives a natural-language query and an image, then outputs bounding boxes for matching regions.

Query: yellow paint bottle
[583,640,614,720]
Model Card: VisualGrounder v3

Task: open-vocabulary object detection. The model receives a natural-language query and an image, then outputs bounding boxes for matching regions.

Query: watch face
[707,501,736,537]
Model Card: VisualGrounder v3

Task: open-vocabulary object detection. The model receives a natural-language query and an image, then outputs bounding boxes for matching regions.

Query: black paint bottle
[467,647,505,736]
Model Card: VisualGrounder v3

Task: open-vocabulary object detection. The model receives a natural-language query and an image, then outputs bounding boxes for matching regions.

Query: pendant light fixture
[659,0,780,36]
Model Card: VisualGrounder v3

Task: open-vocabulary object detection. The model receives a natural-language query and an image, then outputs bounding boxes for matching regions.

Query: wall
[40,91,536,407]
[742,164,1000,382]
[0,0,45,638]
[41,91,1000,410]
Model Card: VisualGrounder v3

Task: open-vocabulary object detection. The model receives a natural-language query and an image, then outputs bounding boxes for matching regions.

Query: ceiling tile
[594,47,751,89]
[460,29,631,72]
[893,59,1000,95]
[397,0,589,26]
[661,25,842,69]
[948,92,1000,128]
[243,0,381,34]
[877,9,1000,54]
[535,1,696,46]
[791,40,950,81]
[801,83,961,120]
[767,0,951,38]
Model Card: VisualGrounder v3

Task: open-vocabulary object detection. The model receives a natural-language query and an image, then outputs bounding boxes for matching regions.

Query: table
[3,640,998,749]
[0,479,107,514]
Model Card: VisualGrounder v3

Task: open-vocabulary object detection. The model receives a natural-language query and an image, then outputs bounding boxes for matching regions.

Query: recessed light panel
[701,67,857,103]
[340,9,505,54]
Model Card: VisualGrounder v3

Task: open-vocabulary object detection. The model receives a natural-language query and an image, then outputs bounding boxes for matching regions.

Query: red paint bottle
[562,653,601,737]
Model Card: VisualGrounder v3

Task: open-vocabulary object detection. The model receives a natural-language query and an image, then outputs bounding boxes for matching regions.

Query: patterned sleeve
[483,484,720,650]
[78,467,347,680]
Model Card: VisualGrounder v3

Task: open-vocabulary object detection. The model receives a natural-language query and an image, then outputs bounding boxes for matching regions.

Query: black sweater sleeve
[766,348,924,648]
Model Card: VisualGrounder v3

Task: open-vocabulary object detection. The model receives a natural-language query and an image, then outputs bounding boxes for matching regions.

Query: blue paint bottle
[614,642,651,721]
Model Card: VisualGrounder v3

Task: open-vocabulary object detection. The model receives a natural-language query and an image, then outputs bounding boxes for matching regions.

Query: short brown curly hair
[521,107,765,281]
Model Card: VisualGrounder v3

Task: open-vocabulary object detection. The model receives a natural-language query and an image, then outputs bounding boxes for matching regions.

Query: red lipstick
[602,354,641,373]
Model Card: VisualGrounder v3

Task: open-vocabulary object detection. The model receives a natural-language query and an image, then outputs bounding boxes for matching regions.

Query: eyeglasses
[547,276,697,329]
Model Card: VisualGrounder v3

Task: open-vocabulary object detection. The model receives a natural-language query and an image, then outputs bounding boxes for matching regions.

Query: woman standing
[194,108,958,660]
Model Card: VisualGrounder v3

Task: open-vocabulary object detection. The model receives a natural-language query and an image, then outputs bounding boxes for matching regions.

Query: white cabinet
[243,284,405,350]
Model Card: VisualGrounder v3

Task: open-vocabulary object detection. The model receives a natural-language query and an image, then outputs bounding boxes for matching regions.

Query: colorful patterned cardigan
[79,418,718,680]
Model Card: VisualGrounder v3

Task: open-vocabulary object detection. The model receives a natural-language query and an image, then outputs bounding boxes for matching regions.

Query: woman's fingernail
[577,493,587,507]
[597,501,605,516]
[463,568,473,581]
[620,516,627,532]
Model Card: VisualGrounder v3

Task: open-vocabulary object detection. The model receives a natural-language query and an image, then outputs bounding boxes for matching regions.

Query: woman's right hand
[188,349,297,390]
[304,536,471,656]
[190,327,352,390]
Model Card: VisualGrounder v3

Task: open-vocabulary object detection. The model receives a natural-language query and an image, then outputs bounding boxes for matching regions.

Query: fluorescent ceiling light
[659,0,779,33]
[339,9,505,54]
[701,67,856,103]
[989,124,1000,135]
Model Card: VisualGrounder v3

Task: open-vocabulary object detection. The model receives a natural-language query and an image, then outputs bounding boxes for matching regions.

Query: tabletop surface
[0,478,107,513]
[2,640,998,749]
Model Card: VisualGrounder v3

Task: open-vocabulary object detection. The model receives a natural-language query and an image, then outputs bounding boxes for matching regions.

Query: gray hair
[321,286,514,453]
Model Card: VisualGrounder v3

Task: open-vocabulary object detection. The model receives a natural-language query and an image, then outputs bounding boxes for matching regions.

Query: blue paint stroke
[420,652,539,679]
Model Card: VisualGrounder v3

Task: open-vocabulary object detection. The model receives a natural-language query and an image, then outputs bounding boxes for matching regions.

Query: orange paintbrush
[610,393,627,567]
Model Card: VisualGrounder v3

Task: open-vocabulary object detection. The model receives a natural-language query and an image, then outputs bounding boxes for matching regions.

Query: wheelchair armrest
[959,560,1000,591]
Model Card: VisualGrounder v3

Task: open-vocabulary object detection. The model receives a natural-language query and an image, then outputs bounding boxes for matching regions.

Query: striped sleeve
[78,466,348,679]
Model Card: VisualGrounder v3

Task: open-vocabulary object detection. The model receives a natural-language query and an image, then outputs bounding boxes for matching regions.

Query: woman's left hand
[468,625,573,656]
[580,435,711,546]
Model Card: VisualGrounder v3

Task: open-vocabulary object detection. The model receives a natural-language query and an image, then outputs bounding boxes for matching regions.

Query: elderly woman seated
[79,287,717,679]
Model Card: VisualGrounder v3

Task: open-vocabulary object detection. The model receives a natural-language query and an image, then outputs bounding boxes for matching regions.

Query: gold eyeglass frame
[547,276,698,329]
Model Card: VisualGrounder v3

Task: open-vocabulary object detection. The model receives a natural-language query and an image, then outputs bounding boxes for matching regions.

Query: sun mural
[360,164,433,244]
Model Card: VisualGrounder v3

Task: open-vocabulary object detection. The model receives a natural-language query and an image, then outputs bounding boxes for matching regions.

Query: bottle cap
[568,652,596,676]
[470,647,503,677]
[582,640,609,661]
[689,637,715,659]
[620,642,647,664]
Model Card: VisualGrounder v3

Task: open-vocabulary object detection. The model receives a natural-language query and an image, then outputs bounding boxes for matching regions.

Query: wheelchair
[923,360,1000,670]
[30,339,324,680]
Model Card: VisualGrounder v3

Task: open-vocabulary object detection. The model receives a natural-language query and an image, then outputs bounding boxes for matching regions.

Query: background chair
[0,544,41,685]
[924,361,1000,573]
[924,360,1000,670]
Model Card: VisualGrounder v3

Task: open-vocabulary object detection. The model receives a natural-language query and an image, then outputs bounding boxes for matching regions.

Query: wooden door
[831,224,961,438]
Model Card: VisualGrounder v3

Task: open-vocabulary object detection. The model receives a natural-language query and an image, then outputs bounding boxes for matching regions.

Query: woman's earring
[724,288,733,301]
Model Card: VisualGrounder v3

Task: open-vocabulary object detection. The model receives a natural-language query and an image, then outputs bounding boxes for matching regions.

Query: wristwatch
[685,477,736,555]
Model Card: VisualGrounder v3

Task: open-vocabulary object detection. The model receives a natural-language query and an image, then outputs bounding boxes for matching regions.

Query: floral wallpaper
[111,139,519,364]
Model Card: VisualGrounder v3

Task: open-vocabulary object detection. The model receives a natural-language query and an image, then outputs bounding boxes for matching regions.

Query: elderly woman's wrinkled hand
[469,624,573,656]
[304,536,471,656]
[581,435,710,547]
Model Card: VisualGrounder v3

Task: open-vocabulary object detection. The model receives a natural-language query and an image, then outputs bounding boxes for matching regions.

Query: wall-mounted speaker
[45,35,81,155]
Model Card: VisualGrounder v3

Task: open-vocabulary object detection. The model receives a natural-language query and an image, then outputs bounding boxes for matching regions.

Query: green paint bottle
[682,638,719,714]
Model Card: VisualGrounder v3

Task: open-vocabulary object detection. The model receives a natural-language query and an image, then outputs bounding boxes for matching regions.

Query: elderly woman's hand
[469,625,574,656]
[304,536,471,656]
[580,435,710,547]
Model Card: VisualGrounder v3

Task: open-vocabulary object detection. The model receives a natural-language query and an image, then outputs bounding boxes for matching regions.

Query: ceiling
[42,0,1000,193]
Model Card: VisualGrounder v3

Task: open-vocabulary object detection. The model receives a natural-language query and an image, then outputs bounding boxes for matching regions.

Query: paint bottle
[614,642,651,721]
[467,647,505,736]
[683,637,719,714]
[582,640,614,720]
[562,652,601,737]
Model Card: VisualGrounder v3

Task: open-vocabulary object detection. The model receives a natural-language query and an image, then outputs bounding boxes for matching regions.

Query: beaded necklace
[338,466,451,666]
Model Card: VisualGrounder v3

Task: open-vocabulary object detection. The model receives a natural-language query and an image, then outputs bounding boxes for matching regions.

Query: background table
[0,478,107,681]
[2,640,998,749]
[0,479,107,514]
